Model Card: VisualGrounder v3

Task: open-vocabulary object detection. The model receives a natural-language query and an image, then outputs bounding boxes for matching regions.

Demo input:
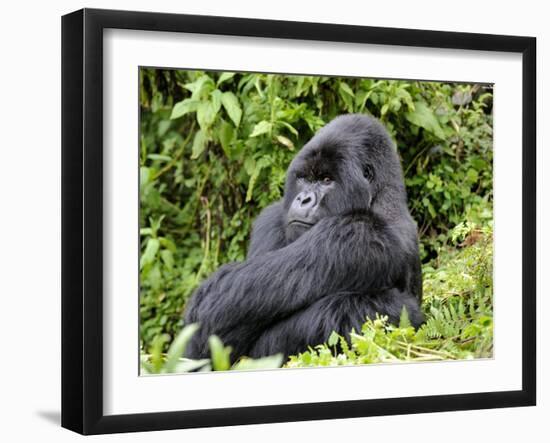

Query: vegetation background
[139,69,493,373]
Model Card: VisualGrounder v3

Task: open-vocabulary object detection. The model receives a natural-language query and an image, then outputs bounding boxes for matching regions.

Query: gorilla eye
[322,176,333,184]
[363,164,375,182]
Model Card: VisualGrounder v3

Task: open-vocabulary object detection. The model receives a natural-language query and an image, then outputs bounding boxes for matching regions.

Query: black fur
[183,114,423,361]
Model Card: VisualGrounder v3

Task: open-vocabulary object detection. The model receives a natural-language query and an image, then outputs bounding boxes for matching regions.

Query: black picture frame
[61,8,537,435]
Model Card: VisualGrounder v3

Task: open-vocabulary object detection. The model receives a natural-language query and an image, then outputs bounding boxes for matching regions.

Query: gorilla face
[286,154,338,241]
[283,115,398,243]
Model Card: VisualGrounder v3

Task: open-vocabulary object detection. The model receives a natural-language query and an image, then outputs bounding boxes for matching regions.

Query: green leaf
[466,168,479,182]
[338,82,355,112]
[184,75,214,99]
[157,120,171,136]
[173,359,210,373]
[160,249,174,269]
[327,331,340,347]
[470,158,487,170]
[140,166,150,187]
[250,120,272,138]
[221,91,242,127]
[170,98,199,120]
[191,130,208,159]
[355,89,373,111]
[140,227,152,236]
[159,237,177,252]
[275,135,294,150]
[140,359,154,375]
[231,354,284,371]
[243,157,256,175]
[196,99,221,129]
[217,72,235,86]
[405,102,446,139]
[208,335,232,371]
[339,81,355,97]
[278,121,298,137]
[246,156,271,201]
[399,306,412,328]
[211,89,223,112]
[147,154,172,162]
[149,334,170,373]
[219,120,235,157]
[140,238,159,269]
[163,323,200,372]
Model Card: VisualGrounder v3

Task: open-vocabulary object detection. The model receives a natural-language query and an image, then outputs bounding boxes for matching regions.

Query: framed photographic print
[61,8,536,435]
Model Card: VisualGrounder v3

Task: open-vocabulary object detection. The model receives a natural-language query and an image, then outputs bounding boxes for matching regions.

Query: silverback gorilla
[183,114,423,361]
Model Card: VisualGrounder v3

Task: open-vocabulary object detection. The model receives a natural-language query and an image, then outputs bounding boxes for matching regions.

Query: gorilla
[183,114,423,362]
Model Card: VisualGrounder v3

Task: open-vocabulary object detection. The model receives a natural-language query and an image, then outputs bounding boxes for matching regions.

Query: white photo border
[103,29,523,416]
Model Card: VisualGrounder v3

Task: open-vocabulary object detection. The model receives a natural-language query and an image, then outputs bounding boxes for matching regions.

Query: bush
[139,69,493,356]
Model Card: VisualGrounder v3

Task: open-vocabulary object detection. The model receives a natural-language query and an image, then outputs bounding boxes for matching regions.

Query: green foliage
[286,223,493,367]
[140,324,284,374]
[139,68,493,357]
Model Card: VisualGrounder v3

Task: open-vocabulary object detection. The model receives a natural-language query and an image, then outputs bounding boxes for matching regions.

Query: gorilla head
[284,114,407,242]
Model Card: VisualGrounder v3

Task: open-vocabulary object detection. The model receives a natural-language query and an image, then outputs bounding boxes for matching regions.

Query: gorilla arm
[183,212,416,358]
[182,201,287,346]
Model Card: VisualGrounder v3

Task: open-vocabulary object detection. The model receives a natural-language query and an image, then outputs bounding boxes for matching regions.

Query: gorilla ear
[363,164,375,182]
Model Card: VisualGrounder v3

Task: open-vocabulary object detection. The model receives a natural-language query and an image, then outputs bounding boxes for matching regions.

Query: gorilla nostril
[300,192,316,208]
[293,191,316,213]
